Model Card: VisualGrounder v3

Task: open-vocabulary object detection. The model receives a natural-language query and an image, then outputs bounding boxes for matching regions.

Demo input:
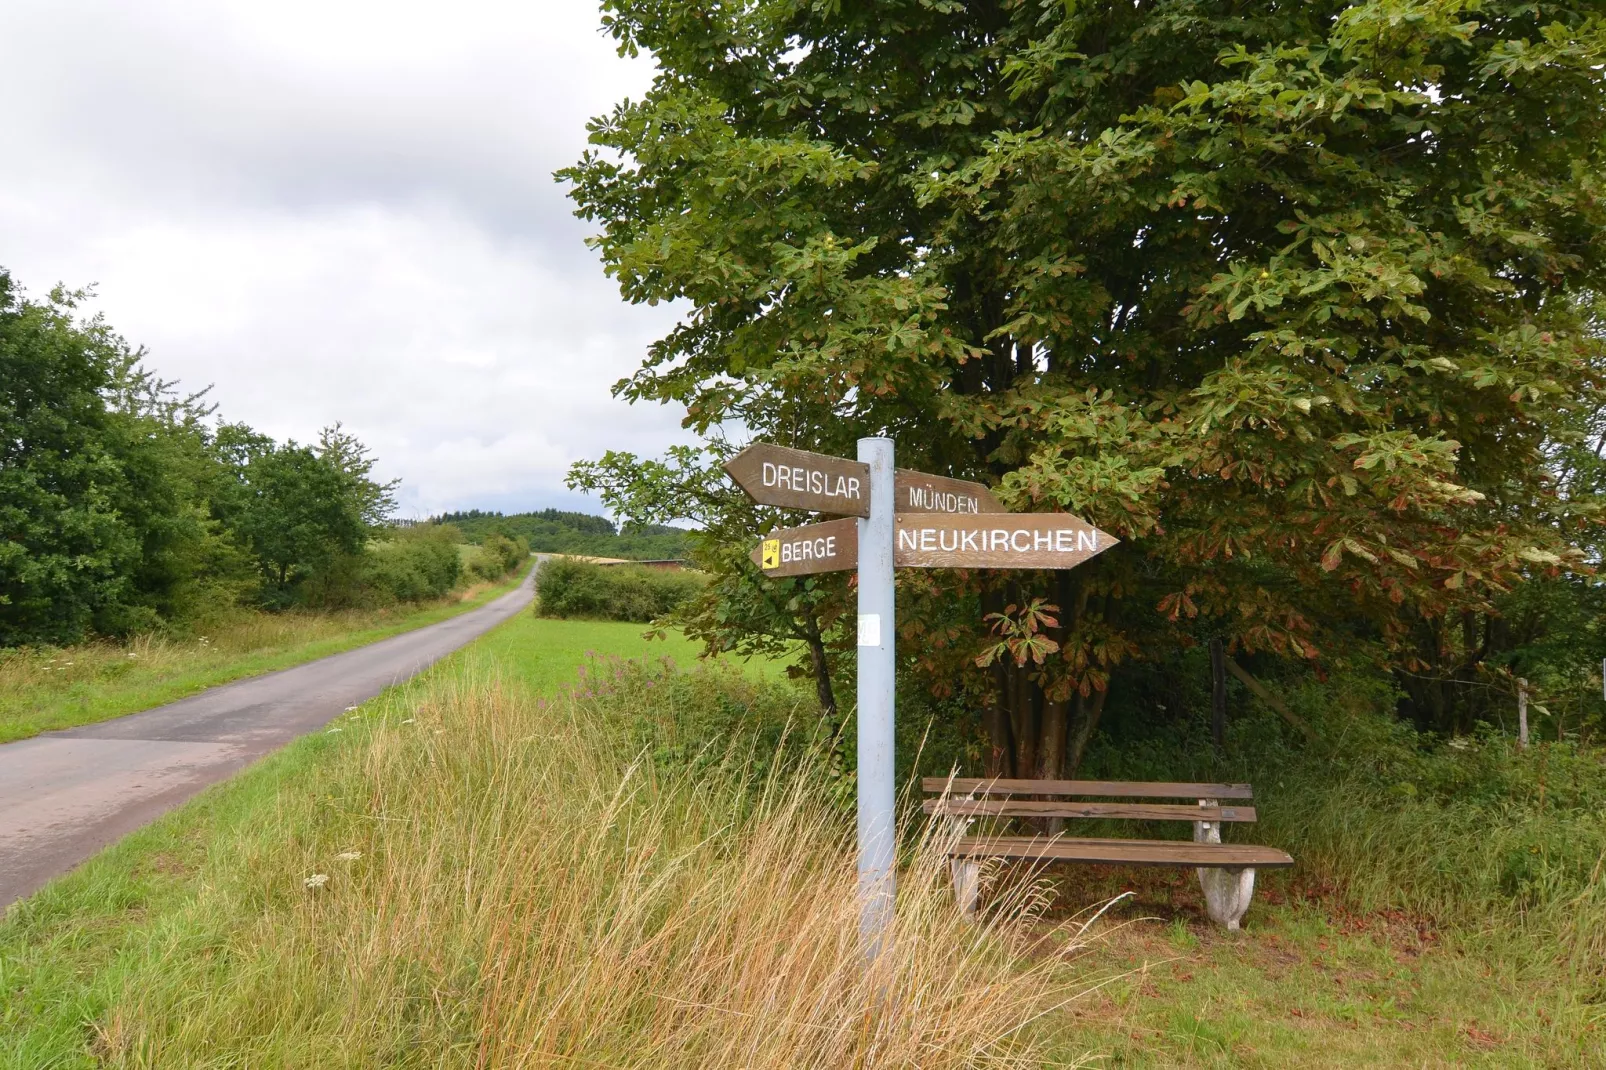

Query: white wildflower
[344,706,359,712]
[326,727,342,734]
[304,873,329,889]
[335,850,362,862]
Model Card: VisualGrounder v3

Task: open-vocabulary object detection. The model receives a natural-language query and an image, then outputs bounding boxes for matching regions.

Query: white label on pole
[857,613,881,647]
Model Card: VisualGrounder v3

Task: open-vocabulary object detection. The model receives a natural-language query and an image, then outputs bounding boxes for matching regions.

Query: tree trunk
[1065,684,1110,777]
[1038,695,1070,834]
[982,661,1014,777]
[1009,661,1039,782]
[803,623,837,727]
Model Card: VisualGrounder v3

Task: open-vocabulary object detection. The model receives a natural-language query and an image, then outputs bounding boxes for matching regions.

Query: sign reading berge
[749,517,859,577]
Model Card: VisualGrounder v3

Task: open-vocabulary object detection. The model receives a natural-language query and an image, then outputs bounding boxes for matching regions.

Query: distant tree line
[0,269,523,648]
[433,508,688,560]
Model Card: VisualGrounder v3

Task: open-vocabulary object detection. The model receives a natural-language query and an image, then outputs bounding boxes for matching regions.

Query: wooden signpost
[724,443,1007,519]
[724,437,1116,957]
[724,443,870,517]
[747,517,859,577]
[894,513,1110,569]
[893,470,1004,515]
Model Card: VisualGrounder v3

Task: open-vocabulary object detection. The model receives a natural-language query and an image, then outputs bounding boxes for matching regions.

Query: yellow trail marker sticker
[749,517,859,577]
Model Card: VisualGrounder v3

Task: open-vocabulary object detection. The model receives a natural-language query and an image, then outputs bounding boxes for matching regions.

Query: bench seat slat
[952,836,1293,869]
[924,800,1256,822]
[923,777,1254,800]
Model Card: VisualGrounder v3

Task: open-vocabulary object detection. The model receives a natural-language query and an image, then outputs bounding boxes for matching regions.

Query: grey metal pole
[856,436,896,956]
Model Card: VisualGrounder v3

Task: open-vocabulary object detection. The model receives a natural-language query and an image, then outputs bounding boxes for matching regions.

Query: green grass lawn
[0,560,535,744]
[1026,865,1602,1067]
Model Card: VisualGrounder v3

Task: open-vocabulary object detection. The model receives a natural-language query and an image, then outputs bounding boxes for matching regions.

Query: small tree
[571,444,854,726]
[213,422,396,598]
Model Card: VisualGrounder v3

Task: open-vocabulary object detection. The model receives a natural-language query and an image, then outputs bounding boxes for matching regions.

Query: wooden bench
[923,777,1294,930]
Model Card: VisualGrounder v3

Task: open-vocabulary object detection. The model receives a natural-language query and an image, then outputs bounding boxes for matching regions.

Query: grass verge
[1,613,1083,1068]
[6,608,1598,1066]
[0,560,535,744]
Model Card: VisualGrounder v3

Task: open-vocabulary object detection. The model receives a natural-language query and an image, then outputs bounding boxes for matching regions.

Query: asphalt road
[0,564,538,909]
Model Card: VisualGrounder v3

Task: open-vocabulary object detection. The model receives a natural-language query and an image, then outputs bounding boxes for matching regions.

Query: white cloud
[0,0,689,517]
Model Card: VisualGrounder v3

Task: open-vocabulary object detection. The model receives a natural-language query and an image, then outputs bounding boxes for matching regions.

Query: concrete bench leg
[1197,865,1256,930]
[951,858,980,918]
[1196,800,1256,930]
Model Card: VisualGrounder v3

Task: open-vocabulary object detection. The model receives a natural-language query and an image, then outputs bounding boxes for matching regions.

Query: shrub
[536,557,704,622]
[1029,670,1606,972]
[361,529,462,603]
[466,533,529,582]
[296,526,464,608]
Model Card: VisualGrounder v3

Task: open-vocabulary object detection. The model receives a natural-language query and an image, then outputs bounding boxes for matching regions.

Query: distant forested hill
[432,509,689,560]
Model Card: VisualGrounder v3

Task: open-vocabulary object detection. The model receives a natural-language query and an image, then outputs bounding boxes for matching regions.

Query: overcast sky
[0,0,691,518]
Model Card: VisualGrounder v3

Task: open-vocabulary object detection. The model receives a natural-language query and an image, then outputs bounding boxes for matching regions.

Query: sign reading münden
[894,513,1116,569]
[893,470,1004,515]
[749,517,859,577]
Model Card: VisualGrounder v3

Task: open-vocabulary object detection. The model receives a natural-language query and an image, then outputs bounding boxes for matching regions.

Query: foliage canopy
[566,0,1606,764]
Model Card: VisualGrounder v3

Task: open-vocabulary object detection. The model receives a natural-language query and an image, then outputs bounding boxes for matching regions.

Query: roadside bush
[466,533,528,582]
[536,557,704,622]
[361,528,462,603]
[1026,670,1606,971]
[296,526,464,609]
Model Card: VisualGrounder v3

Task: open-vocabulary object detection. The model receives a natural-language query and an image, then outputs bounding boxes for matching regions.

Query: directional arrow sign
[894,513,1117,569]
[725,442,1007,520]
[725,444,871,517]
[750,517,859,576]
[894,470,1004,515]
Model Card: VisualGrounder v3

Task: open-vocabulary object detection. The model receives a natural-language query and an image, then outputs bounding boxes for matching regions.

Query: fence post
[1209,638,1226,747]
[1517,677,1529,749]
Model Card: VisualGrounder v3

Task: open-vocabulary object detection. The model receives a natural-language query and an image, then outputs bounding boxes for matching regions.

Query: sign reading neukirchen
[894,513,1116,569]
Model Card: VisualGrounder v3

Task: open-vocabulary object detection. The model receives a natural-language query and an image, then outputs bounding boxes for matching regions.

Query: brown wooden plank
[923,799,1257,823]
[951,836,1293,869]
[922,777,1254,800]
[724,443,870,517]
[893,470,1004,515]
[749,518,858,577]
[895,513,1117,569]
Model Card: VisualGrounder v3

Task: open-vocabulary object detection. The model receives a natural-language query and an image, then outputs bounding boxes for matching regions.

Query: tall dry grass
[92,660,1095,1068]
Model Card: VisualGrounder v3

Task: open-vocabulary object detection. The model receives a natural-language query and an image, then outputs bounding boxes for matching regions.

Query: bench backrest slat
[922,777,1253,800]
[923,799,1256,822]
